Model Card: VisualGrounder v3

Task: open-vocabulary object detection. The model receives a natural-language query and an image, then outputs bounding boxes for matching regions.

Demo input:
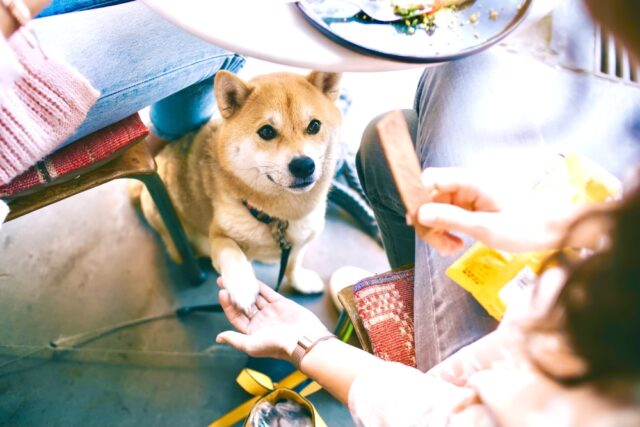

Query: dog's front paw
[223,267,260,314]
[289,268,325,294]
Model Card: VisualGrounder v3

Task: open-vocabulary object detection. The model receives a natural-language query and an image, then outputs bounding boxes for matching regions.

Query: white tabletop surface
[140,0,433,72]
[140,0,558,73]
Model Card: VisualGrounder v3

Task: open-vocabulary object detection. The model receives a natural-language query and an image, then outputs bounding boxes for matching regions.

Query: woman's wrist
[285,328,334,362]
[290,332,337,369]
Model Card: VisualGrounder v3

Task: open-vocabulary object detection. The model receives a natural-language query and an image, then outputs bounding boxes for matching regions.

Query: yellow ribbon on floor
[209,368,326,427]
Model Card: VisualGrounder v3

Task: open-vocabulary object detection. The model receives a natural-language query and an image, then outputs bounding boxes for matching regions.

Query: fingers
[421,167,501,212]
[421,167,475,194]
[219,276,282,303]
[416,227,465,255]
[417,203,492,242]
[424,231,465,256]
[255,294,269,310]
[243,304,258,319]
[216,330,250,353]
[218,289,250,332]
[258,281,284,302]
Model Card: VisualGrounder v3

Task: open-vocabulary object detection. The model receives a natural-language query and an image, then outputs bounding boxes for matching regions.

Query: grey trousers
[356,48,640,372]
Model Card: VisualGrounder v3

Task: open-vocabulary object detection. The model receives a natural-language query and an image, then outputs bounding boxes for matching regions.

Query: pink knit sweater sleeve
[0,29,99,185]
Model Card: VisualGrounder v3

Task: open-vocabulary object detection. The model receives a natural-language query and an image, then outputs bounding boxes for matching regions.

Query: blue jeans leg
[356,110,418,269]
[31,1,245,148]
[148,76,216,141]
[358,45,640,372]
[37,0,132,17]
[358,48,577,372]
[408,46,640,371]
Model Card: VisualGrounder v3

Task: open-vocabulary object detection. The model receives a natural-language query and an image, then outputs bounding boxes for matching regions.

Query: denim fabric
[359,46,640,372]
[31,1,245,147]
[356,109,418,269]
[148,76,217,140]
[356,49,592,373]
[38,0,131,17]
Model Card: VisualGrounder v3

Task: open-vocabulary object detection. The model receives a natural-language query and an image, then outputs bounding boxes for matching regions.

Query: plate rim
[296,0,533,64]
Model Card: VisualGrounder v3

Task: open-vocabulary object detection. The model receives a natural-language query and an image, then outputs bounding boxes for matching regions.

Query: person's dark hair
[525,0,640,387]
[532,177,640,383]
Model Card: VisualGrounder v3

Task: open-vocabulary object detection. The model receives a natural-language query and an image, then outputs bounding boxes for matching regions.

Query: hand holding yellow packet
[446,153,621,320]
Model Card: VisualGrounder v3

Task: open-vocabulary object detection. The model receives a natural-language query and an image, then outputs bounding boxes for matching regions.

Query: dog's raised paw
[289,268,325,294]
[224,268,260,313]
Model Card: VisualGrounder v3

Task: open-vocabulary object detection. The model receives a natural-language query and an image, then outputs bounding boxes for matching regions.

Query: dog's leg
[285,245,325,294]
[210,235,259,313]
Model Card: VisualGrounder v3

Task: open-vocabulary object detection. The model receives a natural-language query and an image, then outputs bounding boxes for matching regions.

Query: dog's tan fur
[135,70,342,312]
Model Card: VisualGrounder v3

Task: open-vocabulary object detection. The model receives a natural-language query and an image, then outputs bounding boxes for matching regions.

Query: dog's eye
[257,125,277,141]
[306,119,321,135]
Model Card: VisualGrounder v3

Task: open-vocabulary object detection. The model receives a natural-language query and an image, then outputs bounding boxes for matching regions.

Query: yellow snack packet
[445,153,621,320]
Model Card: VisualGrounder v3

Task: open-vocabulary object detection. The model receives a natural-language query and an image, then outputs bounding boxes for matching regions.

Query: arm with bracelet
[215,278,387,405]
[215,277,496,425]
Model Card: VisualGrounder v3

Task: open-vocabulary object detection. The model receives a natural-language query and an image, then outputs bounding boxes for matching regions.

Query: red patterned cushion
[0,114,148,198]
[353,267,416,367]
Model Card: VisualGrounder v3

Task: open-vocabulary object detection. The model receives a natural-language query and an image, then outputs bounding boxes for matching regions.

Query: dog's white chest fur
[214,198,326,263]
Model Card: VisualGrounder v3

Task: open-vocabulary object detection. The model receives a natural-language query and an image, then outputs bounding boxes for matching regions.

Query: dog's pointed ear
[307,71,342,101]
[215,71,252,119]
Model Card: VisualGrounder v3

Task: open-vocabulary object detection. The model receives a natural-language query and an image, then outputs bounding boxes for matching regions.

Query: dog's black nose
[288,156,316,179]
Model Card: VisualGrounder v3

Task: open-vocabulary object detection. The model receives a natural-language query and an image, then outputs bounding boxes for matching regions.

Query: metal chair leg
[136,173,206,285]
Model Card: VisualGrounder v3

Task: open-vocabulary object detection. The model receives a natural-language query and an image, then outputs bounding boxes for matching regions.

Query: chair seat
[1,112,206,284]
[0,115,148,199]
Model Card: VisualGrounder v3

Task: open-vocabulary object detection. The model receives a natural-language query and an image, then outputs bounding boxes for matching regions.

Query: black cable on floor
[0,303,223,373]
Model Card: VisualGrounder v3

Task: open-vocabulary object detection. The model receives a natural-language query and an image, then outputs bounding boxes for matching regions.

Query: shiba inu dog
[134,70,342,313]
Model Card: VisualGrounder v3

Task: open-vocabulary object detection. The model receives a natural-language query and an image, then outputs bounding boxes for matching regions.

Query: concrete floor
[2,4,640,423]
[0,182,388,426]
[0,58,424,427]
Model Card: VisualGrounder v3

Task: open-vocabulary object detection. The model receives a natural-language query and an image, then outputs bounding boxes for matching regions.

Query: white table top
[140,0,558,73]
[140,0,430,72]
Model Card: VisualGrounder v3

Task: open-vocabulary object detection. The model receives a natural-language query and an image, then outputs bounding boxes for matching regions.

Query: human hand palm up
[216,278,329,361]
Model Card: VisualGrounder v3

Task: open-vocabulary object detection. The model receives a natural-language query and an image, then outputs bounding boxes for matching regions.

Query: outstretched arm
[216,279,488,425]
[215,278,385,404]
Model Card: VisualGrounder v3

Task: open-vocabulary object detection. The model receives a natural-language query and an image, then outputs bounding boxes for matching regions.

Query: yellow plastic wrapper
[446,152,621,320]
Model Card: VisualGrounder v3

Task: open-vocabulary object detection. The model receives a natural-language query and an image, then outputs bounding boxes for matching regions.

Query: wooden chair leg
[135,172,206,285]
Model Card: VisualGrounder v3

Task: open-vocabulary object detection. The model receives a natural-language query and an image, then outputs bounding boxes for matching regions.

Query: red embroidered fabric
[0,114,148,198]
[352,267,416,367]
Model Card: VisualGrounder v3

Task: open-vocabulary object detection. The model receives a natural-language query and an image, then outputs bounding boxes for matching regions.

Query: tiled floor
[0,58,423,426]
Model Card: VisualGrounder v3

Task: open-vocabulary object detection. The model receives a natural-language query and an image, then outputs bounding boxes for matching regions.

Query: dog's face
[213,71,342,195]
